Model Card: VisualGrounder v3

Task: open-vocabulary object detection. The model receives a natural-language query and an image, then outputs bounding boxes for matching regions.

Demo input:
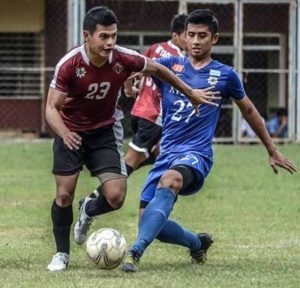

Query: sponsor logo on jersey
[169,86,185,97]
[155,45,172,57]
[76,67,86,78]
[207,76,219,86]
[209,69,221,77]
[113,63,124,74]
[172,64,184,72]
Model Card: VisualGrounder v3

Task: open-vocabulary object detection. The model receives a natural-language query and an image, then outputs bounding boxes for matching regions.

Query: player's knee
[106,192,125,209]
[56,192,73,207]
[158,170,183,193]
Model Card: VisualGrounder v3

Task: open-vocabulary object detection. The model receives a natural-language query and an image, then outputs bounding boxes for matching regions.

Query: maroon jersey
[131,41,184,125]
[50,45,146,131]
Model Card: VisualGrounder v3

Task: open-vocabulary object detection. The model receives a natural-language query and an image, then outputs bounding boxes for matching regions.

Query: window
[0,32,43,98]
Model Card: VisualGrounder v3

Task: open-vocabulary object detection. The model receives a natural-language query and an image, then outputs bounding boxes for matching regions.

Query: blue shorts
[140,151,213,203]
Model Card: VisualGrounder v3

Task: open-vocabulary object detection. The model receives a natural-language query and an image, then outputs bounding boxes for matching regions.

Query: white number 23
[85,82,111,100]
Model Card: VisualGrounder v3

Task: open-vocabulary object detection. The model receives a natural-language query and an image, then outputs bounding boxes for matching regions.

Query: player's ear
[212,33,219,45]
[83,30,90,42]
[171,32,178,41]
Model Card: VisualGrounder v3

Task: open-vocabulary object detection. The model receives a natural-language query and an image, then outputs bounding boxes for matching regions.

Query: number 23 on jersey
[85,82,111,100]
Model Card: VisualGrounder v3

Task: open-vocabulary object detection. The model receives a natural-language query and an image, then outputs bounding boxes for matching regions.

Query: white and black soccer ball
[86,228,127,269]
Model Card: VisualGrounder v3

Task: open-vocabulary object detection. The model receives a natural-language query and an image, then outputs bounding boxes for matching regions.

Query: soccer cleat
[190,233,214,264]
[74,197,95,245]
[47,252,69,271]
[121,250,140,272]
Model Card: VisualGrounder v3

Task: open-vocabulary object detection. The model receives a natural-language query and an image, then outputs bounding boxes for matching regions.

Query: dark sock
[51,200,73,254]
[85,190,116,217]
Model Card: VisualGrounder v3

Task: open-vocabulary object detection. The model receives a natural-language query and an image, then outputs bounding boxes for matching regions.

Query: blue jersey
[155,56,246,158]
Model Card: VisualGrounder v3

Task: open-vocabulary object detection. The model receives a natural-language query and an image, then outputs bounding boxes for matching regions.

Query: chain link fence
[0,0,298,142]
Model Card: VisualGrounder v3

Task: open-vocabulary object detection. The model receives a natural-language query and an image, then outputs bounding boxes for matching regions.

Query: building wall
[0,0,44,32]
[87,0,179,31]
[0,0,67,134]
[0,100,41,130]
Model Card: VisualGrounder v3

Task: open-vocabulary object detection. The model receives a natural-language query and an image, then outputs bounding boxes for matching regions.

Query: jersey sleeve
[118,47,147,73]
[156,56,173,69]
[225,69,246,100]
[50,61,72,94]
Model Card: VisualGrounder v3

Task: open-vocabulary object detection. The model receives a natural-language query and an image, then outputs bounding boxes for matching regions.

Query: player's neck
[189,55,212,70]
[85,45,108,68]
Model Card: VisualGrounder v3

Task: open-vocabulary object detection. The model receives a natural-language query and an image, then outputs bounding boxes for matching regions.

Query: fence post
[297,0,300,142]
[288,0,297,140]
[233,0,243,144]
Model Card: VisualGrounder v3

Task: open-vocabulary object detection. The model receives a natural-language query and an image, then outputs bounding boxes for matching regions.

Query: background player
[122,9,296,272]
[46,6,219,271]
[125,13,188,174]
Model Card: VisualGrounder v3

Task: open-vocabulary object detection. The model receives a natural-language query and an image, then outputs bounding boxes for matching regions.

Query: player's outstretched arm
[46,87,82,150]
[143,58,221,112]
[234,96,297,174]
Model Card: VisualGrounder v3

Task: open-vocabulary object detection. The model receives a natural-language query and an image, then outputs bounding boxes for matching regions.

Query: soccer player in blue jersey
[121,9,296,272]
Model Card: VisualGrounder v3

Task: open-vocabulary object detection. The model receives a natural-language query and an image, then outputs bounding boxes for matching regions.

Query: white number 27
[171,100,196,123]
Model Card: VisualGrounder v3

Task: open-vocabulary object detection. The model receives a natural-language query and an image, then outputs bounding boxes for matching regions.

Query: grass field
[0,141,299,287]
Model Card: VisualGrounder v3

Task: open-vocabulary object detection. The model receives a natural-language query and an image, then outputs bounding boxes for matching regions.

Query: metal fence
[0,0,299,142]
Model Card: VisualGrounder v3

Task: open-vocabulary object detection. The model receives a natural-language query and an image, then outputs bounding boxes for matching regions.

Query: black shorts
[52,121,127,177]
[129,116,162,157]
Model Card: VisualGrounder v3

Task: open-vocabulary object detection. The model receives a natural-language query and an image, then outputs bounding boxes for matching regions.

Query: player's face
[185,23,219,60]
[84,24,117,60]
[172,31,188,52]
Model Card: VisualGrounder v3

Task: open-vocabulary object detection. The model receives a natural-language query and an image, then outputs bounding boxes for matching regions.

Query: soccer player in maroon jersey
[46,6,220,271]
[83,14,188,213]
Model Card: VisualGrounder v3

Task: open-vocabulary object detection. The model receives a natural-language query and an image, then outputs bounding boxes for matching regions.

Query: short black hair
[170,14,188,34]
[83,6,119,34]
[185,9,218,34]
[277,108,287,117]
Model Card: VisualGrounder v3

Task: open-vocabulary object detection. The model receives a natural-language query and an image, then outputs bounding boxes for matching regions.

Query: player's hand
[269,150,297,174]
[124,78,139,98]
[127,72,144,80]
[190,86,221,115]
[62,131,82,150]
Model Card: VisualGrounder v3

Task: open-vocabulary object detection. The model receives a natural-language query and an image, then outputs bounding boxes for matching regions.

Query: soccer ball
[86,228,127,269]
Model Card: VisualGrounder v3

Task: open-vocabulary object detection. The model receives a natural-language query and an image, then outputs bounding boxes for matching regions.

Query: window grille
[0,32,43,99]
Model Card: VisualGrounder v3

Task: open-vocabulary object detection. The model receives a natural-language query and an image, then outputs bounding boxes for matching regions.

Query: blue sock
[156,219,201,251]
[131,188,176,256]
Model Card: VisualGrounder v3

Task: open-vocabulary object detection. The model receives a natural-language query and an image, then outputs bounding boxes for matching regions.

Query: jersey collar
[167,40,185,57]
[80,45,90,65]
[80,44,113,66]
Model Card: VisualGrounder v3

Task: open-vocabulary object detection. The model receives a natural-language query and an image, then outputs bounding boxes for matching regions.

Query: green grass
[0,141,299,287]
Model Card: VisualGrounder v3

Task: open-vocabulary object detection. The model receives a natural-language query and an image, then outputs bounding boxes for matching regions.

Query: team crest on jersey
[113,63,124,74]
[76,67,86,78]
[207,76,218,86]
[172,64,184,72]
